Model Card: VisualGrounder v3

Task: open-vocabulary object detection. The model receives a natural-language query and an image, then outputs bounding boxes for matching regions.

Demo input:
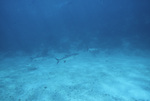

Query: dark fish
[55,53,79,64]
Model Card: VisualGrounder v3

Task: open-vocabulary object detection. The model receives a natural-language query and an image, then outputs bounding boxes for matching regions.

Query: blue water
[0,0,150,101]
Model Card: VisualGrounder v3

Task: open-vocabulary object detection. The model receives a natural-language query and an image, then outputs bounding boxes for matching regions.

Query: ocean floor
[0,50,150,101]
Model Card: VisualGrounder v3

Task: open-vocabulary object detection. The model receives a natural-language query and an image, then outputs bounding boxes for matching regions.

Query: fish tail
[55,58,60,64]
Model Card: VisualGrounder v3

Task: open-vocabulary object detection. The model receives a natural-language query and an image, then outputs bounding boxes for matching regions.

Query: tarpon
[55,53,79,64]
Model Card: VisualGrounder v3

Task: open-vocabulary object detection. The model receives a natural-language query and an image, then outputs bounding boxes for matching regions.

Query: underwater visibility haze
[0,0,150,101]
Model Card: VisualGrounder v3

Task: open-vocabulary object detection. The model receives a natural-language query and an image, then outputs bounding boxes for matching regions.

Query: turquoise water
[0,51,150,101]
[0,0,150,101]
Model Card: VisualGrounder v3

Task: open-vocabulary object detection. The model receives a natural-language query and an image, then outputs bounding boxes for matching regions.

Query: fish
[55,53,79,64]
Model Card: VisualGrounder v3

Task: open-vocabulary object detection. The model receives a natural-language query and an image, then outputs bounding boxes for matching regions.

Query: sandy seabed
[0,51,150,101]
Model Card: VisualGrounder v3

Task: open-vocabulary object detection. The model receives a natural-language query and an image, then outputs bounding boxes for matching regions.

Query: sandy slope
[0,51,150,101]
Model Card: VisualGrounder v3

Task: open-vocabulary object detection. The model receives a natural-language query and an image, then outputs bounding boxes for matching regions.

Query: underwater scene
[0,0,150,101]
